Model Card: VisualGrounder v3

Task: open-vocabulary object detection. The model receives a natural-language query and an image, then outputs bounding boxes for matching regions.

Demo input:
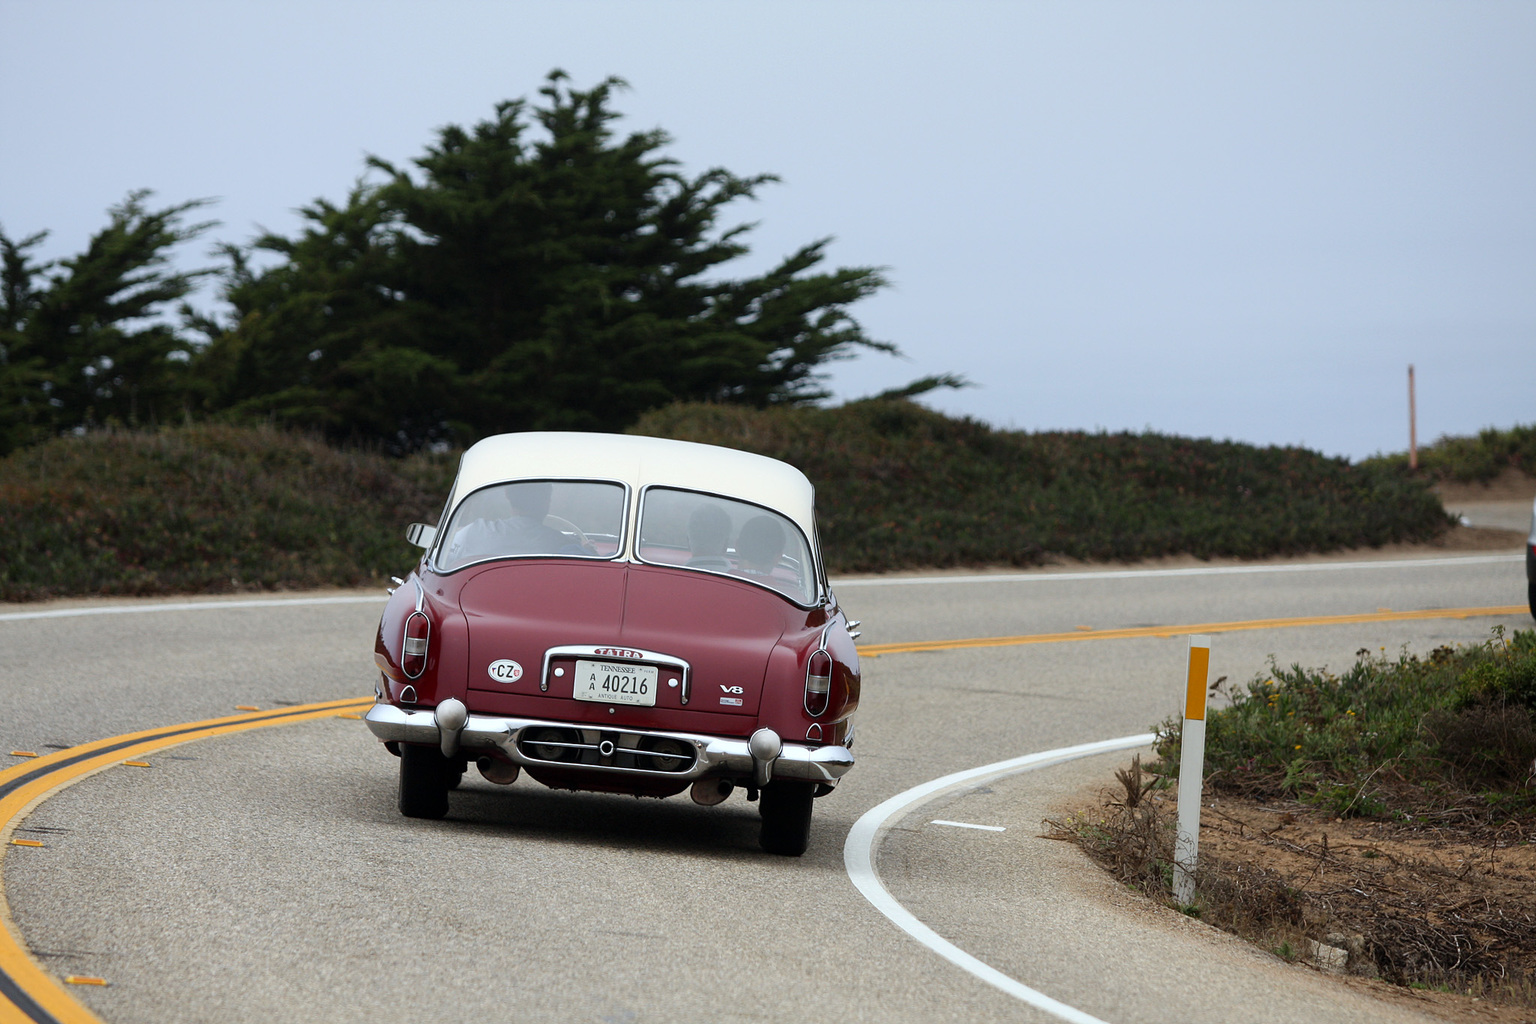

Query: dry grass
[1055,632,1536,1018]
[1050,765,1536,1020]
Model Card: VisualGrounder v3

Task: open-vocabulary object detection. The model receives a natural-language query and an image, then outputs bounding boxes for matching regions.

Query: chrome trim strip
[363,704,853,783]
[513,733,696,773]
[402,609,430,680]
[804,626,831,716]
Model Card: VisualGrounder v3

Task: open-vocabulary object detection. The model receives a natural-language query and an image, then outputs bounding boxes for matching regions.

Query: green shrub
[1156,628,1536,817]
[0,402,1459,599]
[633,400,1452,573]
[0,424,454,601]
[1452,629,1536,710]
[1362,423,1536,483]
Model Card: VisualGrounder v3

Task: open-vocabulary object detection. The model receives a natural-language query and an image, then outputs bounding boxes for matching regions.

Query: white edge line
[0,595,386,623]
[831,553,1521,588]
[845,732,1155,1024]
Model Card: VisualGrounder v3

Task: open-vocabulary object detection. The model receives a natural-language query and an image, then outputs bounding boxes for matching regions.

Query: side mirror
[405,523,437,549]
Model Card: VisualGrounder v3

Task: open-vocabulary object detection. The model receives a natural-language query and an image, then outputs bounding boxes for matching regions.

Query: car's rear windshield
[637,487,816,604]
[437,480,626,571]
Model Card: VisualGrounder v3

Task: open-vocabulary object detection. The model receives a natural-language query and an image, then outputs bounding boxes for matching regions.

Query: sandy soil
[1436,471,1535,538]
[831,523,1527,582]
[1435,471,1536,506]
[1196,795,1536,1021]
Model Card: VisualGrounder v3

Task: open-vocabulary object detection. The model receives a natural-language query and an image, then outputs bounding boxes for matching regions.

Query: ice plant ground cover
[1362,424,1536,485]
[0,424,454,600]
[0,400,1459,600]
[633,400,1453,573]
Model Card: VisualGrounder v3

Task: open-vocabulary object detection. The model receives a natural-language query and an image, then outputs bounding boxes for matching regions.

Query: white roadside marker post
[1174,634,1211,906]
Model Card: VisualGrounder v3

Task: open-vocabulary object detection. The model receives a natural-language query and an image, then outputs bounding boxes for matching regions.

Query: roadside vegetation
[1165,627,1536,820]
[0,402,1455,601]
[0,424,453,601]
[1055,628,1536,1009]
[1364,424,1536,485]
[634,400,1451,572]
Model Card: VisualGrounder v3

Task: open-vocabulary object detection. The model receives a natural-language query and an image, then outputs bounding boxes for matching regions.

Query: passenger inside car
[686,504,732,568]
[735,515,786,577]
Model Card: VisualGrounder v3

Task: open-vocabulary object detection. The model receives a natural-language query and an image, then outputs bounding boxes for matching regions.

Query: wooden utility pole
[1408,364,1418,471]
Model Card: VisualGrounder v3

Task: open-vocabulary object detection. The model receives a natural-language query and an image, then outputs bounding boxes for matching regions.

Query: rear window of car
[637,487,816,604]
[437,480,626,571]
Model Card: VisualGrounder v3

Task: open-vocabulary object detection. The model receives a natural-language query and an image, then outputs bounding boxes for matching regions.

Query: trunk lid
[460,561,789,716]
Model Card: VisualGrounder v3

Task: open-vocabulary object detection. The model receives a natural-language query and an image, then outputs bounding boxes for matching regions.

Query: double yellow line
[856,605,1528,657]
[0,698,371,1024]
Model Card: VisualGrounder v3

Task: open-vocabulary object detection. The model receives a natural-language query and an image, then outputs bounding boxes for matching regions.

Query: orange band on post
[1184,638,1210,721]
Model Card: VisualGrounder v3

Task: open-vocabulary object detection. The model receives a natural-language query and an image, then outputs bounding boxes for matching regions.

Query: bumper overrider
[364,699,854,786]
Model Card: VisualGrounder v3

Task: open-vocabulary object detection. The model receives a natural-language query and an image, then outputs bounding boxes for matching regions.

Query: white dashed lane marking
[931,820,1006,832]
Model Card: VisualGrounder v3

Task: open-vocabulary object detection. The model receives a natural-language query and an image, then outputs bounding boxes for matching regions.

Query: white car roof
[448,432,818,540]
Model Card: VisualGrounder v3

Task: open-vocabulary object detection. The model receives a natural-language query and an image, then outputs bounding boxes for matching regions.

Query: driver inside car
[444,481,583,563]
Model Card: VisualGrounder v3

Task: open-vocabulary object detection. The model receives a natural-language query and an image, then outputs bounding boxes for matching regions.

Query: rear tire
[399,744,451,819]
[1528,579,1535,622]
[758,781,814,856]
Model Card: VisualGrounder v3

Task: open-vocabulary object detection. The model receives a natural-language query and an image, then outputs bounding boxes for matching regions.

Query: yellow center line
[855,605,1528,657]
[0,697,373,1024]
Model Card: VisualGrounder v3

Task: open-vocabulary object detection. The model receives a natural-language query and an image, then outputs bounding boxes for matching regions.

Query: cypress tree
[202,72,892,451]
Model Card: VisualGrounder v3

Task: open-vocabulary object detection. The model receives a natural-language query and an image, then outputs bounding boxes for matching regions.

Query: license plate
[572,660,658,707]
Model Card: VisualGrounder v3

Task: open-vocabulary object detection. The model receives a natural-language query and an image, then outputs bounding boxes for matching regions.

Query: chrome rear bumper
[363,702,854,785]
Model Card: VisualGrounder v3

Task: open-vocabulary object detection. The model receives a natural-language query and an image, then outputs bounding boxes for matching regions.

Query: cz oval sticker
[487,659,524,684]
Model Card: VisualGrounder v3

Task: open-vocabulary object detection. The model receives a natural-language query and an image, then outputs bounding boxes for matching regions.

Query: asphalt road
[1,551,1530,1024]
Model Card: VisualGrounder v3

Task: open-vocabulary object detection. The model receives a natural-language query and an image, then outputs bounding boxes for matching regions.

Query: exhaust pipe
[690,778,735,806]
[477,755,520,785]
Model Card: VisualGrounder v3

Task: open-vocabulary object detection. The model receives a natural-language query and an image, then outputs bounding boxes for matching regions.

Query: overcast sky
[3,1,1532,459]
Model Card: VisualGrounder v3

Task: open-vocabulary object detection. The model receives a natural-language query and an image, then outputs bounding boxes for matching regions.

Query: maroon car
[365,432,860,855]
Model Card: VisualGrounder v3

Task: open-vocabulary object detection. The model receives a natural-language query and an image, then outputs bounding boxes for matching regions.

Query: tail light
[402,611,430,679]
[805,649,832,717]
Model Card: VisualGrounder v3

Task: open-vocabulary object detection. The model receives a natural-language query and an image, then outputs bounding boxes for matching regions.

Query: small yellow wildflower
[1294,744,1302,750]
